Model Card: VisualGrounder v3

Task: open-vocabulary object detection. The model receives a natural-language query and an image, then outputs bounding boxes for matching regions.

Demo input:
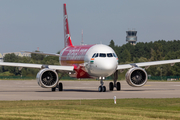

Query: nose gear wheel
[98,77,106,92]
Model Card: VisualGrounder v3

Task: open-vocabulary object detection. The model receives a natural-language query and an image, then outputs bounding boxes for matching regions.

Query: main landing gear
[98,77,106,92]
[109,70,121,91]
[51,82,63,91]
[51,73,64,92]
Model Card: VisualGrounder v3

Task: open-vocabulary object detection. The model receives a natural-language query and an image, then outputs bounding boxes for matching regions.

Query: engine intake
[36,68,59,88]
[126,67,147,87]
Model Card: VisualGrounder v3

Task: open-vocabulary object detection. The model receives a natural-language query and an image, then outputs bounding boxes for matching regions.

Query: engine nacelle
[36,68,59,88]
[126,67,147,87]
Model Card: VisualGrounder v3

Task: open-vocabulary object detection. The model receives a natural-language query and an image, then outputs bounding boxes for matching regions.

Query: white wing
[0,62,74,71]
[117,59,180,70]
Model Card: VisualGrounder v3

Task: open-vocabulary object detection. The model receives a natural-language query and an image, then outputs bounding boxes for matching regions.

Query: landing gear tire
[102,86,106,92]
[99,86,106,92]
[51,87,56,91]
[58,82,63,91]
[117,82,121,91]
[98,86,102,92]
[109,82,114,91]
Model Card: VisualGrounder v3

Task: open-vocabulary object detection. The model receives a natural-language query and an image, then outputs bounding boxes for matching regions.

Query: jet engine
[125,67,147,87]
[36,68,59,88]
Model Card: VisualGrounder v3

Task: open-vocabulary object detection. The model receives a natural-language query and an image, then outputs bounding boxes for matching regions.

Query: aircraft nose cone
[94,58,118,76]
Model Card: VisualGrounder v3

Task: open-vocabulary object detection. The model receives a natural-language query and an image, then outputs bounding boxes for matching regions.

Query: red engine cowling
[126,67,147,87]
[36,68,59,88]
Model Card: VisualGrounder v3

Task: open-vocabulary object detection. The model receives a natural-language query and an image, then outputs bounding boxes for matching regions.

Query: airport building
[3,52,22,57]
[22,53,31,57]
[126,29,137,45]
[0,53,3,62]
[2,52,31,57]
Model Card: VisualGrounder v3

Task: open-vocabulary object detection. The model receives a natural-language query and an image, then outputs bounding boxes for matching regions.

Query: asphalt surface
[0,80,180,100]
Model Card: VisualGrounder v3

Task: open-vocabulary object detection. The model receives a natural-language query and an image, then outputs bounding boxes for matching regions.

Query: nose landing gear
[98,77,106,92]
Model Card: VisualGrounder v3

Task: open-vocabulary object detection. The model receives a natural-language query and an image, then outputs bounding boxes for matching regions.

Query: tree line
[0,52,59,77]
[110,40,180,76]
[1,40,180,77]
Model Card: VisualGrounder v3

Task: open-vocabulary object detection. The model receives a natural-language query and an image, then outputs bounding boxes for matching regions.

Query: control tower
[126,30,137,45]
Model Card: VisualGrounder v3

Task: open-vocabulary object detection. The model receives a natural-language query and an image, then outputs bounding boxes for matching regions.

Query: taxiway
[0,80,180,100]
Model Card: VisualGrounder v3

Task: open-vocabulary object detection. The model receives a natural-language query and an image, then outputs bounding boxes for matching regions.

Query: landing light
[99,77,105,80]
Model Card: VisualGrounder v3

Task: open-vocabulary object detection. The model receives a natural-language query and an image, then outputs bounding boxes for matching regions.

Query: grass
[0,99,180,120]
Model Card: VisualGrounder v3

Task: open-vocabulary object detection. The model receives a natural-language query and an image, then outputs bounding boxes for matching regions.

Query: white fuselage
[60,44,118,78]
[84,44,118,77]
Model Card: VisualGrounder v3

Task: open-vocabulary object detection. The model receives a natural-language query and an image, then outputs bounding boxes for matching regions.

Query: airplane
[1,3,180,92]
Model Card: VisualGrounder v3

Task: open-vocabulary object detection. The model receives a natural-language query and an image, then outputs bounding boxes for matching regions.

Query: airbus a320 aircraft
[1,4,180,92]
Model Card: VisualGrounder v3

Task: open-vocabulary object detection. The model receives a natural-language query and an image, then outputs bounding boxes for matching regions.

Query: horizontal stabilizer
[22,51,60,56]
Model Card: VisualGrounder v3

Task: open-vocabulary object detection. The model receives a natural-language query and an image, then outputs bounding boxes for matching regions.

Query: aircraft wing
[0,62,74,71]
[117,59,180,70]
[22,51,60,56]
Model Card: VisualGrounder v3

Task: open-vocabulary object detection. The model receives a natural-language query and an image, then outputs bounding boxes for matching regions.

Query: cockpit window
[95,53,98,58]
[99,53,106,57]
[113,53,117,58]
[92,53,96,58]
[92,53,117,58]
[107,53,113,57]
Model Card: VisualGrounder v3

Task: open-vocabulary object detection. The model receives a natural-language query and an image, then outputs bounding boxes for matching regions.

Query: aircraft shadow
[36,89,111,92]
[0,89,175,92]
[122,89,175,91]
[0,89,108,92]
[121,90,145,91]
[64,89,99,92]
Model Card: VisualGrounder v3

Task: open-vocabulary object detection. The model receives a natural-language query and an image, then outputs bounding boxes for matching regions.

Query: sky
[1,0,180,54]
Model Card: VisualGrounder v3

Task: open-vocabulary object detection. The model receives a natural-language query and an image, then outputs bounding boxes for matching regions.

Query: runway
[0,80,180,100]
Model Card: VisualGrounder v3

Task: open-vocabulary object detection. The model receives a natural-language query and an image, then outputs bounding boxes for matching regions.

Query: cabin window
[107,53,113,57]
[99,53,106,57]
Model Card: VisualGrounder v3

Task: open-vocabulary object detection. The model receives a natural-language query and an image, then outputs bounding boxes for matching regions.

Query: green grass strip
[0,98,180,120]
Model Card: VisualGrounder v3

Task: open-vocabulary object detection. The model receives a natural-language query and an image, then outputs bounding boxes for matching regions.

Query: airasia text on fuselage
[66,48,87,60]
